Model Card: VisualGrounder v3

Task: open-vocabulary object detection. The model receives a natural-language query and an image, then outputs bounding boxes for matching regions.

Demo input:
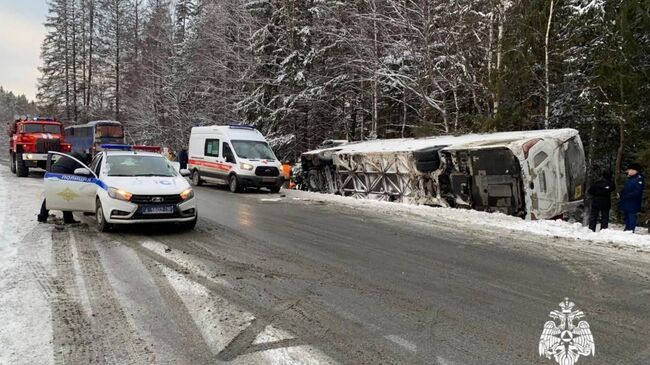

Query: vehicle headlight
[180,188,194,201]
[240,163,254,171]
[108,187,132,201]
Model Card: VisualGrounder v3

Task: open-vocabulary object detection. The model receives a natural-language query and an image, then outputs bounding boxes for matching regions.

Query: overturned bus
[300,129,586,220]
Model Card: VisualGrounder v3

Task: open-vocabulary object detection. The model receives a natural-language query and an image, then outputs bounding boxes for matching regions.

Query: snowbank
[287,190,650,249]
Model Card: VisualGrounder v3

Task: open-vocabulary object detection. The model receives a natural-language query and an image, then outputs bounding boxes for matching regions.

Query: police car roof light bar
[228,124,256,130]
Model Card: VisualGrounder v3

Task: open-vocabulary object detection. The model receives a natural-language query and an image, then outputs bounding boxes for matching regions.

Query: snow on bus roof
[329,129,578,154]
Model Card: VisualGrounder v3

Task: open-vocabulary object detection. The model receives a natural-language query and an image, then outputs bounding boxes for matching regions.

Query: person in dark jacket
[588,170,615,231]
[178,148,189,170]
[37,152,85,224]
[618,162,645,232]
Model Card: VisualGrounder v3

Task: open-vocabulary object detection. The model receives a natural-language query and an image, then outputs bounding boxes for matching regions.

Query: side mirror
[74,167,92,176]
[180,169,191,177]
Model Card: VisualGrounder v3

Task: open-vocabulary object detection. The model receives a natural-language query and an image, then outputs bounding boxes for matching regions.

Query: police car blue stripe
[44,172,108,190]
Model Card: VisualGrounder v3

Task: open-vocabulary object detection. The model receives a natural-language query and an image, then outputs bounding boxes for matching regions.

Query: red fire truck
[7,116,71,177]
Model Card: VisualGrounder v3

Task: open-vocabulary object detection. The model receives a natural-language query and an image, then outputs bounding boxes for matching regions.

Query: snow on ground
[286,189,650,249]
[0,164,54,364]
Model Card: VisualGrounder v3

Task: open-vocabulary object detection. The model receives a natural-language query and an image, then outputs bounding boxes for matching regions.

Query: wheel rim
[230,177,236,191]
[193,172,199,185]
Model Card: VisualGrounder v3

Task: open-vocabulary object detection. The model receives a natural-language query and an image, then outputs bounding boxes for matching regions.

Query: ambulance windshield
[106,155,176,177]
[231,140,276,160]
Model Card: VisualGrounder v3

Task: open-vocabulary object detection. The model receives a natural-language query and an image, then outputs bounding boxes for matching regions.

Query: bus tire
[15,153,28,177]
[191,169,203,186]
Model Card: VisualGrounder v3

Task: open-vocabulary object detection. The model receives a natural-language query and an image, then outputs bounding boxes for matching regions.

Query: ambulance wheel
[15,153,28,177]
[229,175,242,193]
[95,199,112,232]
[191,170,203,186]
[9,153,16,173]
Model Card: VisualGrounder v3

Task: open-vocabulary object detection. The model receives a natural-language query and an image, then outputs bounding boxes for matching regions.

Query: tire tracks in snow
[52,228,155,364]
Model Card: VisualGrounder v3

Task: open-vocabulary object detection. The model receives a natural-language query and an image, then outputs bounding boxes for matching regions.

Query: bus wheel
[191,170,203,186]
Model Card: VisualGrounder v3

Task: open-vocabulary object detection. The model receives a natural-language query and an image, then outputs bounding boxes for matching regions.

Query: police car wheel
[96,200,112,232]
[191,170,203,186]
[179,216,197,231]
[229,175,242,193]
[269,186,281,193]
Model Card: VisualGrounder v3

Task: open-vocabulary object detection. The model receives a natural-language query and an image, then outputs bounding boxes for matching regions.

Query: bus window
[95,125,124,138]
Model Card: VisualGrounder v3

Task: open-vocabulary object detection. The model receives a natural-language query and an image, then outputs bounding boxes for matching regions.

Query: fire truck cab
[7,116,71,177]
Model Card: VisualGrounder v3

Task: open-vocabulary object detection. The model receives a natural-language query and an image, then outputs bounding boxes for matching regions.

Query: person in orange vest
[281,160,292,188]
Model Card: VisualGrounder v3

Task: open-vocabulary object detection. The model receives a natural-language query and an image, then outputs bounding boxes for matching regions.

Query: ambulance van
[188,125,284,193]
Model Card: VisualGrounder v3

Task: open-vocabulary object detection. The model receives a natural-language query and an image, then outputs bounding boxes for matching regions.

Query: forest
[35,0,649,178]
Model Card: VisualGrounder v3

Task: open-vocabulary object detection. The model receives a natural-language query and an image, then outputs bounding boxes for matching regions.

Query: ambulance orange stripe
[189,159,232,172]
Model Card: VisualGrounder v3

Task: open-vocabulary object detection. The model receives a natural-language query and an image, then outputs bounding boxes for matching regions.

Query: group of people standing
[588,162,645,232]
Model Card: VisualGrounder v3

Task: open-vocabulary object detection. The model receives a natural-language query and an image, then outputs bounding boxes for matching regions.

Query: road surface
[1,164,649,364]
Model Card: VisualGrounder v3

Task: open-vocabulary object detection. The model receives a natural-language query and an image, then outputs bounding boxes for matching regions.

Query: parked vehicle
[7,116,71,177]
[188,125,284,193]
[300,129,586,220]
[44,146,197,232]
[64,120,125,160]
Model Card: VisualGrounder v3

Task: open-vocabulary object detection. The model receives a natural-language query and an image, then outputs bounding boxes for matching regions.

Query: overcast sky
[0,0,48,101]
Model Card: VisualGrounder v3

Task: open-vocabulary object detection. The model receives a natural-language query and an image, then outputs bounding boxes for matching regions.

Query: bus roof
[65,120,122,128]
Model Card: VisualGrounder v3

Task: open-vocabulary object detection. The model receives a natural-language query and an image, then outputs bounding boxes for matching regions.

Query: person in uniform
[587,170,615,231]
[37,152,86,224]
[178,148,189,170]
[618,162,644,232]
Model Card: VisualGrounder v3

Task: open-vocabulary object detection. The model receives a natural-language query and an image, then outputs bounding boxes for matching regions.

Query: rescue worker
[281,160,292,188]
[587,171,615,231]
[618,162,644,232]
[37,152,85,224]
[178,148,189,170]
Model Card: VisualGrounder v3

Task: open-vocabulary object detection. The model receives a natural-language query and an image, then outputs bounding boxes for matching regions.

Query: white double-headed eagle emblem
[539,298,595,365]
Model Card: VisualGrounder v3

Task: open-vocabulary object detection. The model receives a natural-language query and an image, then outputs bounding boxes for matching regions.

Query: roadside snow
[287,190,650,249]
[0,164,54,365]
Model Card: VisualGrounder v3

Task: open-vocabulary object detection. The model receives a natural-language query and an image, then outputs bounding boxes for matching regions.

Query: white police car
[44,145,197,231]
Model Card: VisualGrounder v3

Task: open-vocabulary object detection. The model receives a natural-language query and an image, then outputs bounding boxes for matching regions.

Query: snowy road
[1,163,650,364]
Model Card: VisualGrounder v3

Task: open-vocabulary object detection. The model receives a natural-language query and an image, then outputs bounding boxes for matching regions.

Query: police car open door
[44,152,97,212]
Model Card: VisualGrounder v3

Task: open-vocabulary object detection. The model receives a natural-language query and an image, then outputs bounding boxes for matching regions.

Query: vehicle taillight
[62,143,72,152]
[522,138,541,159]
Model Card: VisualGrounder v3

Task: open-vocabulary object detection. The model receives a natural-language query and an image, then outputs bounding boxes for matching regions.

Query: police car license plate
[262,177,276,182]
[141,205,175,215]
